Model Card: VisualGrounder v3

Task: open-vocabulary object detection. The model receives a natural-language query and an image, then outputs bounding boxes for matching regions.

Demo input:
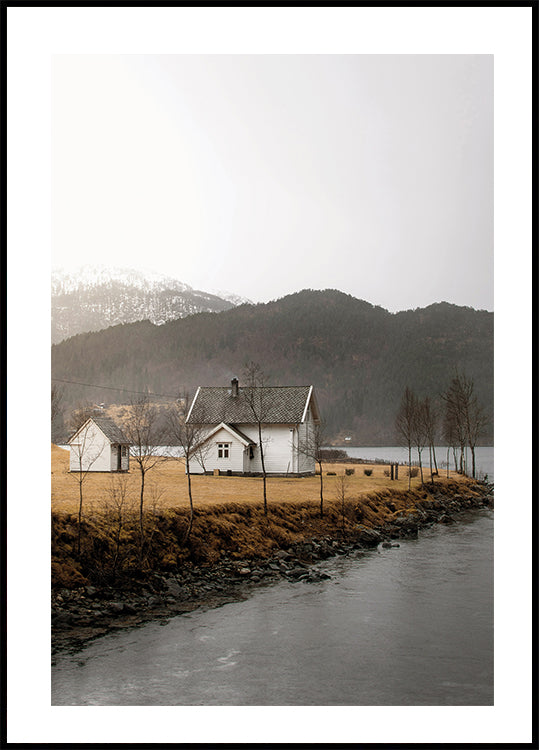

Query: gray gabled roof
[68,416,129,445]
[187,385,319,425]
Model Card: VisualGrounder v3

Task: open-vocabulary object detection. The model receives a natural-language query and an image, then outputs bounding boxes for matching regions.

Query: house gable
[68,416,130,472]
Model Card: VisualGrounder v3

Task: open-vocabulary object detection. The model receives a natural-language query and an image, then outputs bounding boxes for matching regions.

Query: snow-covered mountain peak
[51,265,193,295]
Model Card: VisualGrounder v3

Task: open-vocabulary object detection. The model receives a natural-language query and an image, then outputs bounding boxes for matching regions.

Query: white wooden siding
[69,420,130,472]
[189,426,245,474]
[188,406,317,475]
[69,421,111,472]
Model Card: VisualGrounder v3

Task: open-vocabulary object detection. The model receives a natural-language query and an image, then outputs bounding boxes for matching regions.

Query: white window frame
[217,442,230,459]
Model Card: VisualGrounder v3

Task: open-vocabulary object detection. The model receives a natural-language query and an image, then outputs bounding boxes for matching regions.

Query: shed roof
[68,416,129,445]
[187,385,319,425]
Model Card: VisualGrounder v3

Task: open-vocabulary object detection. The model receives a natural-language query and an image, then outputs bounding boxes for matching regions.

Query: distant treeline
[52,289,493,444]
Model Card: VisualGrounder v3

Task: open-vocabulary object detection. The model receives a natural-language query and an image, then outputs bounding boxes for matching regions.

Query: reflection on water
[52,510,493,706]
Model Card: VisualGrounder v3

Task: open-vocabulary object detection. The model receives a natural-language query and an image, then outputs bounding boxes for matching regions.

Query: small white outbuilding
[67,416,130,473]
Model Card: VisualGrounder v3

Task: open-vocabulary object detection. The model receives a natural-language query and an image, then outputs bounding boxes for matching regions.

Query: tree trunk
[139,469,145,564]
[318,460,324,518]
[258,423,267,515]
[77,476,83,556]
[184,459,194,542]
[408,445,412,490]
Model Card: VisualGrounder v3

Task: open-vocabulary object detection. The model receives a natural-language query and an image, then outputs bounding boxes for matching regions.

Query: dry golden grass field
[51,444,465,515]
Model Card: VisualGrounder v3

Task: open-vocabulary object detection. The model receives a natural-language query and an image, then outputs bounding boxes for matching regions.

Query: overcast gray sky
[53,54,493,311]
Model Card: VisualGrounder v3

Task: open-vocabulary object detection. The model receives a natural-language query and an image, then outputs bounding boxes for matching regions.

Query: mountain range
[51,286,494,445]
[51,266,250,343]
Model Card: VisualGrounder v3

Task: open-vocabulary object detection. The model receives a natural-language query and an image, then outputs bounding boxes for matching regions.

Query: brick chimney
[231,377,239,397]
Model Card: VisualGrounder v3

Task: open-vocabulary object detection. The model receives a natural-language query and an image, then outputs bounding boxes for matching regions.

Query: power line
[51,377,178,400]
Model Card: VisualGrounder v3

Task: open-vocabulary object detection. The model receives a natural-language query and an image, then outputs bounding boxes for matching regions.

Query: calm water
[336,446,494,482]
[52,509,493,706]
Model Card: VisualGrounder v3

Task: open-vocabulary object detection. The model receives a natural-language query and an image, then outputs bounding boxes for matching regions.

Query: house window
[217,443,230,459]
[121,446,128,457]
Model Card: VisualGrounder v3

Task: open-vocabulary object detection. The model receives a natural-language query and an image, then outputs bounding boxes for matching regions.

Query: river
[51,508,493,706]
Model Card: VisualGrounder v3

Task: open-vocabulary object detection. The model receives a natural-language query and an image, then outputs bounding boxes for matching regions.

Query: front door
[117,445,122,471]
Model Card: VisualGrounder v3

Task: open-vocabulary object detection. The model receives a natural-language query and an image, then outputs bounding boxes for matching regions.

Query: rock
[165,579,182,596]
[381,541,393,548]
[85,586,98,598]
[109,602,125,614]
[357,528,383,547]
[238,568,251,576]
[51,613,73,627]
[439,514,455,524]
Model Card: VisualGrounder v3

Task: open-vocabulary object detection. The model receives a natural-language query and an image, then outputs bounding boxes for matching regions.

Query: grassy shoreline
[51,477,493,654]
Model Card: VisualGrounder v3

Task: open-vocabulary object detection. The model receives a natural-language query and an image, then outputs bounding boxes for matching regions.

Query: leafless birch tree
[297,420,327,518]
[442,371,487,478]
[121,394,164,562]
[68,413,106,556]
[243,361,272,515]
[420,396,438,483]
[165,392,211,543]
[395,386,417,490]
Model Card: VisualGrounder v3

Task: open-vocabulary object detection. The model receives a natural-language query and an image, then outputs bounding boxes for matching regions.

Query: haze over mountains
[51,281,493,446]
[51,266,251,343]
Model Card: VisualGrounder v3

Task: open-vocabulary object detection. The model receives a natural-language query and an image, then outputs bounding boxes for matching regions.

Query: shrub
[383,468,390,477]
[363,468,373,476]
[408,467,419,477]
[320,449,348,461]
[345,468,355,476]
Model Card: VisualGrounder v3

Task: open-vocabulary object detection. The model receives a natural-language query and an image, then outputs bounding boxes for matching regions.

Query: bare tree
[442,399,459,475]
[297,420,327,517]
[121,394,164,562]
[68,414,106,556]
[442,370,487,478]
[104,473,135,581]
[467,397,489,479]
[243,361,272,515]
[419,396,438,484]
[395,386,417,490]
[442,374,468,475]
[335,473,349,538]
[165,392,211,542]
[411,397,428,485]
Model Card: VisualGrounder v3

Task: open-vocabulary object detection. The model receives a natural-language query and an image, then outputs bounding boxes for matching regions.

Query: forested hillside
[51,289,493,445]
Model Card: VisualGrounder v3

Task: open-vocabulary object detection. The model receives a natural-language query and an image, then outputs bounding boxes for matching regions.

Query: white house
[68,416,130,472]
[185,378,321,475]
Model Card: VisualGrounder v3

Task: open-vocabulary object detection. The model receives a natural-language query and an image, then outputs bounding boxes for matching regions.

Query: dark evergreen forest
[51,289,493,445]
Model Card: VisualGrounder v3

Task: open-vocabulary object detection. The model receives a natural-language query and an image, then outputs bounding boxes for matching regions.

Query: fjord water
[340,446,494,482]
[52,509,493,706]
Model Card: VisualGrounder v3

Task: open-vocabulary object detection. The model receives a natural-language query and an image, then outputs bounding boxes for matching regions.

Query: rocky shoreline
[52,481,493,657]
